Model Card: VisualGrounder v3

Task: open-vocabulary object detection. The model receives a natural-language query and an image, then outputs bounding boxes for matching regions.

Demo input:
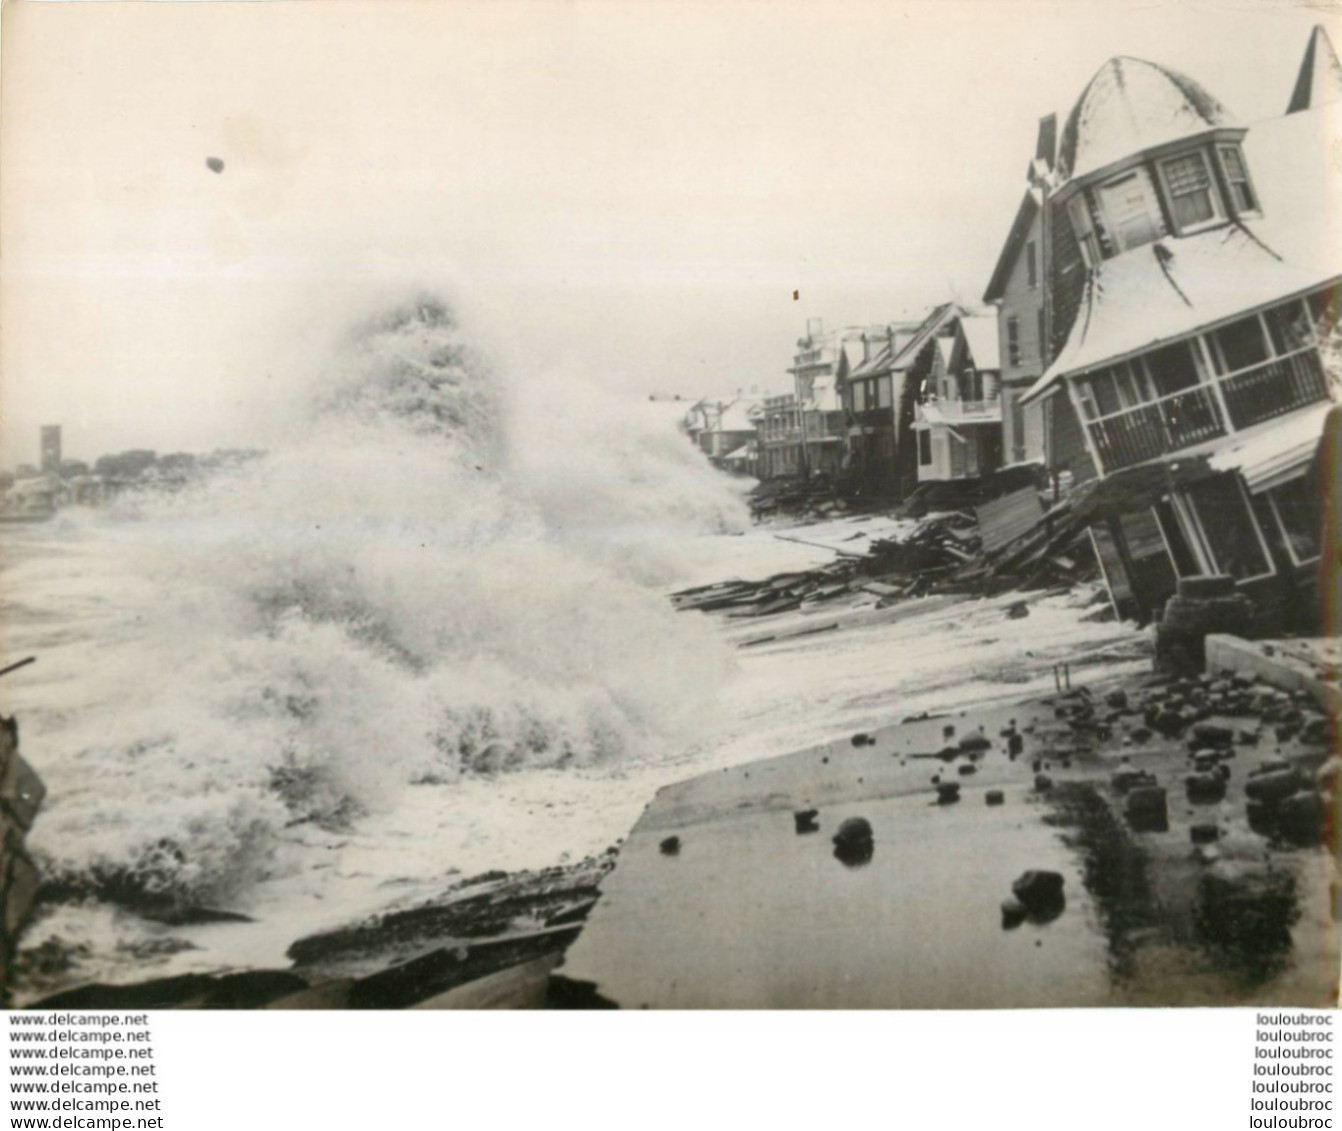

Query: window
[1066,194,1102,266]
[1209,316,1269,375]
[1037,309,1046,365]
[918,430,933,466]
[1218,145,1257,213]
[1159,151,1222,233]
[852,381,868,413]
[1143,340,1201,396]
[1097,167,1165,252]
[1181,476,1274,582]
[1007,316,1021,366]
[876,377,892,410]
[1263,301,1314,355]
[1025,241,1037,288]
[1265,476,1321,565]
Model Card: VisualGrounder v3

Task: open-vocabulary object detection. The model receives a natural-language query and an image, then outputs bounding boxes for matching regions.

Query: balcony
[916,398,1004,426]
[1219,349,1328,430]
[1084,346,1331,473]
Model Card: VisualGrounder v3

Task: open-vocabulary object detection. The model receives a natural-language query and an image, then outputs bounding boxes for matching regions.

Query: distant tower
[40,426,61,474]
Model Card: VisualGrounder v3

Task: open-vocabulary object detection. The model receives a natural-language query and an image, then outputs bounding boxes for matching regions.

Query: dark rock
[985,790,1005,806]
[851,732,875,747]
[1154,709,1187,736]
[1192,750,1221,772]
[1277,791,1326,846]
[1111,766,1157,793]
[1129,726,1153,743]
[832,817,874,866]
[1034,773,1054,792]
[943,724,957,739]
[659,836,681,856]
[1244,768,1302,805]
[1011,869,1065,912]
[1190,823,1220,845]
[957,763,977,776]
[1031,758,1043,773]
[1000,897,1028,929]
[1246,800,1278,837]
[1186,771,1227,804]
[833,817,873,848]
[1006,600,1030,619]
[793,809,820,835]
[936,782,962,805]
[958,732,992,753]
[1192,721,1234,748]
[1007,733,1024,757]
[1125,787,1169,832]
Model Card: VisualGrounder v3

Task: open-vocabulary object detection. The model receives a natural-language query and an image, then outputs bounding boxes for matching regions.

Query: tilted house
[1017,40,1342,625]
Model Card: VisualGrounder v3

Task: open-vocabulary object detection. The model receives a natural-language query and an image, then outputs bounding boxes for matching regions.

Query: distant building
[40,426,61,475]
[911,309,1005,484]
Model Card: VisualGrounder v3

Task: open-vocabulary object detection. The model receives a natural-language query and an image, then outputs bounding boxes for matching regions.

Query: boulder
[1277,791,1326,846]
[1111,767,1157,793]
[1192,722,1234,748]
[1244,768,1302,805]
[659,836,681,856]
[1000,897,1029,929]
[936,782,962,805]
[832,817,874,866]
[1011,870,1065,912]
[957,763,977,776]
[793,809,820,835]
[1125,787,1169,832]
[985,790,1005,806]
[1185,773,1226,804]
[958,733,992,753]
[1033,773,1054,793]
[1190,823,1220,845]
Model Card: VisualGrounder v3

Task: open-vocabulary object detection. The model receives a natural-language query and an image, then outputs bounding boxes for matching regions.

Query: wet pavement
[556,672,1340,1008]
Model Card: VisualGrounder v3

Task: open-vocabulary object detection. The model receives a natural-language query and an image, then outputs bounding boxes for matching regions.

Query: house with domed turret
[1008,30,1342,625]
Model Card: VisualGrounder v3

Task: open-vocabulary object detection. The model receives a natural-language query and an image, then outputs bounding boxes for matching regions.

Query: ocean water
[0,297,1145,996]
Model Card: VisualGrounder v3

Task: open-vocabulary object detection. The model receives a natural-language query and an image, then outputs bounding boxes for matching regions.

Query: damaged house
[1015,37,1342,629]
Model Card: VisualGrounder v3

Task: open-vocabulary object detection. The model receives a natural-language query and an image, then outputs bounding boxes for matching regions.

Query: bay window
[1157,151,1223,233]
[1217,145,1257,214]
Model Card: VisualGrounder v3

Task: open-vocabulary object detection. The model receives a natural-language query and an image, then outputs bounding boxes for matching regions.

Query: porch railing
[916,398,1003,425]
[1086,386,1225,471]
[1219,349,1328,430]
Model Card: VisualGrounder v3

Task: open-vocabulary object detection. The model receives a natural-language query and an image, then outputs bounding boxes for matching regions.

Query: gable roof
[1287,25,1342,114]
[890,303,967,372]
[982,190,1041,303]
[959,314,1002,371]
[1057,56,1236,185]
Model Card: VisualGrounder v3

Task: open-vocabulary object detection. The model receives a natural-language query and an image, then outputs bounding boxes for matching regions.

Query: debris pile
[671,511,992,620]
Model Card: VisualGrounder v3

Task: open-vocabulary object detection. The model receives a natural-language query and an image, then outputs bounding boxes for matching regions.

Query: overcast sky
[1,0,1335,466]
